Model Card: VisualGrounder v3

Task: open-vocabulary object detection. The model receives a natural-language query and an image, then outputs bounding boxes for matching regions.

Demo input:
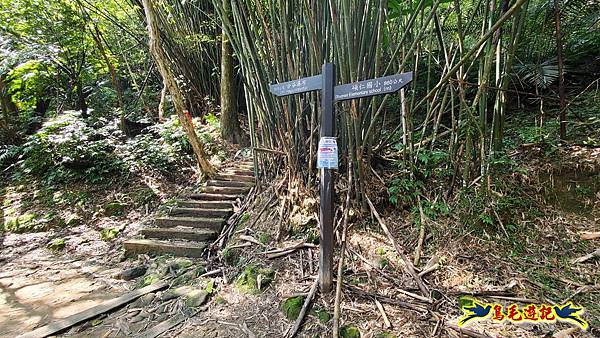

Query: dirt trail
[0,232,131,337]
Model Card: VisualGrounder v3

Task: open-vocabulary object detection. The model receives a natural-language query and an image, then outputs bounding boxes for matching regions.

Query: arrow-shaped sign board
[334,72,413,102]
[269,74,323,97]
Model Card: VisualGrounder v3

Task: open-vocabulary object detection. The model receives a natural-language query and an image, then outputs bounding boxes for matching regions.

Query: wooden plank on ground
[17,282,169,338]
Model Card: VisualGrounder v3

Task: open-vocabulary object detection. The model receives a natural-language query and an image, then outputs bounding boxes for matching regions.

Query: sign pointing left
[269,74,323,97]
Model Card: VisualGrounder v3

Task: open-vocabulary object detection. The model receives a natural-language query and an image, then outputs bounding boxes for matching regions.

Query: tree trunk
[75,79,88,118]
[219,0,243,144]
[554,0,567,140]
[90,25,127,133]
[141,0,216,177]
[158,83,167,122]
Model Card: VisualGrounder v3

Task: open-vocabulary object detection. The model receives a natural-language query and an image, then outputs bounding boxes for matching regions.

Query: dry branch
[264,242,317,259]
[580,232,600,240]
[349,248,433,304]
[571,249,600,264]
[287,277,319,338]
[365,195,431,298]
[345,285,428,313]
[374,299,392,328]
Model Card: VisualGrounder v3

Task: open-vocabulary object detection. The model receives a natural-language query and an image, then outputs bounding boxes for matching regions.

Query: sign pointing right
[334,72,413,102]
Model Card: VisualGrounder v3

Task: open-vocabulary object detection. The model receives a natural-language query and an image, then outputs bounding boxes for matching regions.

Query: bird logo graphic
[553,303,589,330]
[458,299,493,326]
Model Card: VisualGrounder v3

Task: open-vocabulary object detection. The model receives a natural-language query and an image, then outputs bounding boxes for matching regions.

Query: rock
[138,293,155,306]
[119,266,147,280]
[185,290,209,308]
[104,202,127,216]
[234,264,275,294]
[64,214,82,226]
[172,269,196,286]
[47,238,66,251]
[160,286,194,301]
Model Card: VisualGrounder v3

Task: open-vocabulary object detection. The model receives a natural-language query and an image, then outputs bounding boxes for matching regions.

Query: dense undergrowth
[0,111,225,233]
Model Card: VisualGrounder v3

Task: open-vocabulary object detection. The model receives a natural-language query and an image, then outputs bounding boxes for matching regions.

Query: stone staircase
[123,161,255,258]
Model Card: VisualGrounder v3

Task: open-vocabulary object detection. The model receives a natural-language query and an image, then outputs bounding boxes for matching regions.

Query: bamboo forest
[0,0,599,337]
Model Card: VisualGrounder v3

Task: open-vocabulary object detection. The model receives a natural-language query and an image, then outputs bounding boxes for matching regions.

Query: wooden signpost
[270,63,413,292]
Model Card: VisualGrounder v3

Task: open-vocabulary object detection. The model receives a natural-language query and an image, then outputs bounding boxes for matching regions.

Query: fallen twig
[580,232,600,240]
[227,242,253,250]
[200,268,222,278]
[571,249,600,264]
[562,285,600,303]
[287,277,319,338]
[418,263,439,277]
[239,235,267,247]
[374,299,392,329]
[345,285,428,313]
[264,242,317,259]
[349,248,432,304]
[365,195,431,299]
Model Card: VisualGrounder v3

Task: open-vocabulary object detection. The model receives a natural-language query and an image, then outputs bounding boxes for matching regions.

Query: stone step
[141,227,218,242]
[222,169,254,176]
[207,180,254,188]
[124,239,206,258]
[189,193,240,201]
[169,207,232,218]
[216,174,255,183]
[202,186,250,194]
[155,216,225,231]
[177,200,233,209]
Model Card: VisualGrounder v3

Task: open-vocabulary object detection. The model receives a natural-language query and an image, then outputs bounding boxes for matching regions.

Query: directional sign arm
[333,72,413,102]
[269,74,323,97]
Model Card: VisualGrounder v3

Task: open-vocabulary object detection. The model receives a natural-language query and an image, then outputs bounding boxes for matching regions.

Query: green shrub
[19,111,125,183]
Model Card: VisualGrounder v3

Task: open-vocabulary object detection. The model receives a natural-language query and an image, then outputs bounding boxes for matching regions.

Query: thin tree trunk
[220,0,243,144]
[141,0,216,177]
[90,25,126,133]
[158,83,167,122]
[554,0,567,140]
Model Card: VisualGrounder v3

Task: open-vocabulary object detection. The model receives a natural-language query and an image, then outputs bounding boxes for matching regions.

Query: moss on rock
[339,325,361,338]
[234,264,274,294]
[282,296,305,320]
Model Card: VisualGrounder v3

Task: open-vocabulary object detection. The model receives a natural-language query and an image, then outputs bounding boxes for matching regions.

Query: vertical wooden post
[319,63,335,293]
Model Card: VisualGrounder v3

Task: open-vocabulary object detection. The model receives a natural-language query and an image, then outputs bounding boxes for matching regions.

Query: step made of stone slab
[155,216,224,231]
[216,174,255,183]
[124,239,205,258]
[203,186,250,194]
[189,193,240,201]
[141,227,218,241]
[207,180,254,188]
[170,207,232,218]
[223,169,254,176]
[177,200,233,209]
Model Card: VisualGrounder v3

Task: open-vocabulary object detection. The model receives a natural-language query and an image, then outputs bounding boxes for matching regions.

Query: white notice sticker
[317,137,338,169]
